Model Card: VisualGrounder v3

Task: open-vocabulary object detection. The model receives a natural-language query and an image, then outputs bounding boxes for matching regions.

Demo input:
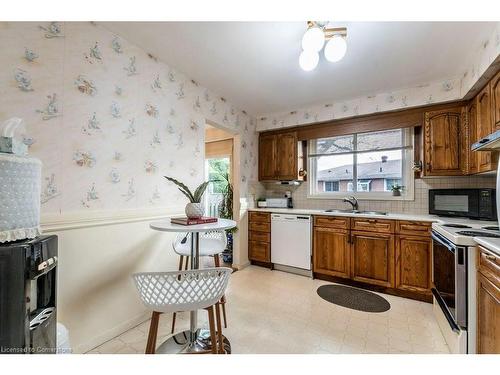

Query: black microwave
[429,188,497,220]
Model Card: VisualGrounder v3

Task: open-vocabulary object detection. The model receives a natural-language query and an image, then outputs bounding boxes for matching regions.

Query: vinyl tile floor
[88,265,450,354]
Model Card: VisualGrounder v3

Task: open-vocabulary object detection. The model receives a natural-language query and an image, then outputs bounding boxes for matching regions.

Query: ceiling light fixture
[299,50,319,71]
[299,21,347,71]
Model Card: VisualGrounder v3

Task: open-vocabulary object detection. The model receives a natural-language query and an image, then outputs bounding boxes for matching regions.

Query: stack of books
[170,216,218,226]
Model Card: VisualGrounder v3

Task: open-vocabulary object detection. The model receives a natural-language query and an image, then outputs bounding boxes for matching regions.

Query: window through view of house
[309,128,411,198]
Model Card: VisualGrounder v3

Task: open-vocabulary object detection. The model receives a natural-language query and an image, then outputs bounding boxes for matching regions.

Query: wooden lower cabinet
[476,246,500,354]
[313,227,350,279]
[249,240,270,263]
[312,217,434,301]
[395,235,432,294]
[477,273,500,353]
[350,231,394,288]
[248,211,271,263]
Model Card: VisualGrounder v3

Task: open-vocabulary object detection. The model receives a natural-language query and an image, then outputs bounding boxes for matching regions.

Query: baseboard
[273,264,312,278]
[75,310,151,354]
[233,261,250,270]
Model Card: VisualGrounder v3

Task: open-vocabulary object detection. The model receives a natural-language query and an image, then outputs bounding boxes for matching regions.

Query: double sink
[324,209,388,216]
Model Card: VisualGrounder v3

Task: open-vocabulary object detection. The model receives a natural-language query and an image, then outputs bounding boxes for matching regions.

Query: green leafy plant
[390,184,403,192]
[164,176,210,203]
[218,171,238,233]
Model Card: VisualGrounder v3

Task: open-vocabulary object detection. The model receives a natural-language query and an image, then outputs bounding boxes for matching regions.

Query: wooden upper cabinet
[467,100,479,174]
[423,107,466,176]
[396,235,432,294]
[258,134,277,180]
[258,131,298,181]
[476,83,497,173]
[276,132,298,180]
[351,231,394,288]
[491,70,500,131]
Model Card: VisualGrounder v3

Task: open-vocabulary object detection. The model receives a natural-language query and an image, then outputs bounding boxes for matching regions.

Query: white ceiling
[102,22,496,116]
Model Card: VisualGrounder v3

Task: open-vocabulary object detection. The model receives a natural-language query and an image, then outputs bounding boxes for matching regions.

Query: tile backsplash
[261,175,497,215]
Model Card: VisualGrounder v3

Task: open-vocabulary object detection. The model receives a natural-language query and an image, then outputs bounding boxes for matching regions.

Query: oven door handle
[431,231,456,253]
[431,288,460,333]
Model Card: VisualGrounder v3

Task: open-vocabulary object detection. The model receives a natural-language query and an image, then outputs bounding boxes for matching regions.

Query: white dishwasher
[271,214,312,275]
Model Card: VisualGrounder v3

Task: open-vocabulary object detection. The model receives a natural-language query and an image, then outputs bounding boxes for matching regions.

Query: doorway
[204,123,236,268]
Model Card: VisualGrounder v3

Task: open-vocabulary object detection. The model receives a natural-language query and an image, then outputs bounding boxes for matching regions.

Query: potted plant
[391,184,404,196]
[217,171,237,264]
[164,176,210,218]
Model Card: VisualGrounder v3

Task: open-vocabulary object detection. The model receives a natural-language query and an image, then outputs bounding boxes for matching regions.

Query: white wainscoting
[41,206,249,353]
[42,208,181,353]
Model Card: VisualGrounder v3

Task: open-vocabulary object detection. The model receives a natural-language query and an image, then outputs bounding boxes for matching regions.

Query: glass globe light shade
[301,27,325,52]
[299,50,319,71]
[324,35,347,62]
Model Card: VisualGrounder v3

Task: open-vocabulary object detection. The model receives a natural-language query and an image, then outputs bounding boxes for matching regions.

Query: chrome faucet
[343,196,359,211]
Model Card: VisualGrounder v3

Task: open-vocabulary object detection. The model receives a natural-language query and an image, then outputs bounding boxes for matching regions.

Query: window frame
[307,128,414,201]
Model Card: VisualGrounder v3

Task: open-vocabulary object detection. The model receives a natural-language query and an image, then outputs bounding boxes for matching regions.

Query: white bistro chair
[171,231,229,333]
[133,267,232,354]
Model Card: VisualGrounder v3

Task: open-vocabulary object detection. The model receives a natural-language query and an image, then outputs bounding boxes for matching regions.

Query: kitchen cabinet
[476,246,500,354]
[313,227,350,279]
[249,241,270,263]
[276,132,298,180]
[492,71,500,130]
[258,134,277,181]
[490,71,500,130]
[309,215,433,301]
[351,217,394,234]
[476,83,497,173]
[258,131,297,181]
[467,100,479,174]
[350,231,395,288]
[423,106,467,176]
[395,235,432,295]
[248,212,271,264]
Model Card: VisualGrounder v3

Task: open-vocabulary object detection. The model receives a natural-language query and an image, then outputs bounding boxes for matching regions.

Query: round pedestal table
[149,218,236,354]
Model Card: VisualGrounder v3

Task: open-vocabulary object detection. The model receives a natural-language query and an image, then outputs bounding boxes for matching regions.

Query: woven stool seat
[133,267,231,313]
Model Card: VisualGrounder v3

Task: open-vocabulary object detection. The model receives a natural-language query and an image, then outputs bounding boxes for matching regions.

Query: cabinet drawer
[249,221,270,233]
[249,230,270,243]
[313,215,350,229]
[249,211,271,223]
[351,218,395,233]
[249,240,270,262]
[396,221,432,236]
[478,246,500,284]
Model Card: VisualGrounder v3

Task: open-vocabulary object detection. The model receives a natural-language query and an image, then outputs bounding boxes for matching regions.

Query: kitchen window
[308,128,414,200]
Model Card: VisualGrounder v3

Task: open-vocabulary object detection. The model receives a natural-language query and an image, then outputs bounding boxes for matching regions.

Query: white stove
[431,218,499,354]
[432,221,500,246]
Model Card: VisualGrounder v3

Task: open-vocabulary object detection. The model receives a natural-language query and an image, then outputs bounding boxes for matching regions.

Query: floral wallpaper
[0,22,258,216]
[257,22,500,132]
[257,77,462,131]
[460,22,500,97]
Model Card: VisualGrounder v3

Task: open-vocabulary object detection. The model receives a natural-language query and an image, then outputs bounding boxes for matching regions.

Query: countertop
[473,238,500,257]
[248,207,500,253]
[248,207,438,222]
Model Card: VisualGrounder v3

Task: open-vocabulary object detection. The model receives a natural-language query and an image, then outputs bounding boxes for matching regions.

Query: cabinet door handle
[484,254,496,261]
